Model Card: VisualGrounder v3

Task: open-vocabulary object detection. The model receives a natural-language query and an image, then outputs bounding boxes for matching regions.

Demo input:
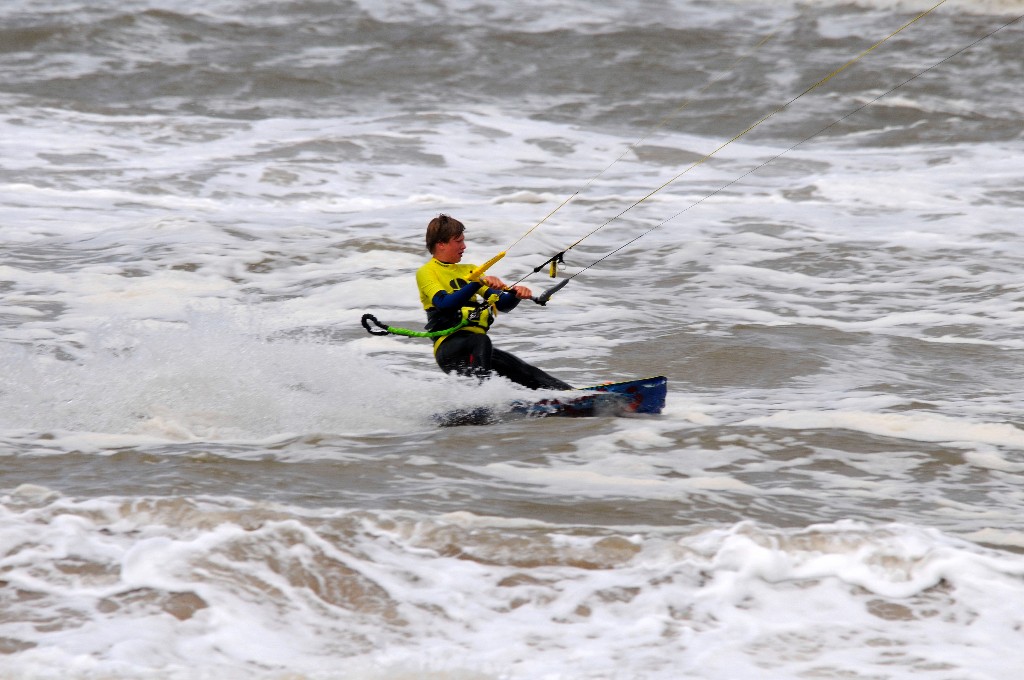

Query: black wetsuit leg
[435,331,572,390]
[490,347,573,390]
[435,331,492,380]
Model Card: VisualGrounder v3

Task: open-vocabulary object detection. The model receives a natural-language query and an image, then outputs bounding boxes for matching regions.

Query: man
[416,214,573,390]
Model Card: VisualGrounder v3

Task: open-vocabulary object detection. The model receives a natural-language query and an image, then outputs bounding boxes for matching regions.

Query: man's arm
[430,281,482,310]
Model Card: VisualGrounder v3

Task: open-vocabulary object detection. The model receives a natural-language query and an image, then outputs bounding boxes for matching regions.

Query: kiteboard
[434,375,667,427]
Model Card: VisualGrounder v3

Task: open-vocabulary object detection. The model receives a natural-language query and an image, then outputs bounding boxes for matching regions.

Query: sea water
[1,0,1023,678]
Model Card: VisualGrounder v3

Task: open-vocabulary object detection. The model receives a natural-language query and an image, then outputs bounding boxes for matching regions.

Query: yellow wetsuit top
[416,258,497,352]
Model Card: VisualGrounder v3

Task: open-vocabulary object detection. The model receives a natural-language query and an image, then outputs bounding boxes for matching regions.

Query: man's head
[426,214,466,261]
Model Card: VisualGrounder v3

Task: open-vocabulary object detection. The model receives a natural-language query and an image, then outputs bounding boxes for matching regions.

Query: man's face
[434,233,466,263]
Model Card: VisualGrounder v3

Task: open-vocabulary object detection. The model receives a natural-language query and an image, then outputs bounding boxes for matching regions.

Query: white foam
[0,311,526,443]
[743,410,1024,449]
[4,494,1024,679]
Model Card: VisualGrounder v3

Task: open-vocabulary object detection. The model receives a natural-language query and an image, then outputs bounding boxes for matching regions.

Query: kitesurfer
[416,214,573,390]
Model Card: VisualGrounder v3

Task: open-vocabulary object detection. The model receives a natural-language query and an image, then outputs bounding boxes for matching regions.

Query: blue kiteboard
[434,376,667,427]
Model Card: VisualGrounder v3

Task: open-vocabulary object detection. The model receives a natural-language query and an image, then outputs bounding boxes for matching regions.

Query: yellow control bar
[466,251,506,282]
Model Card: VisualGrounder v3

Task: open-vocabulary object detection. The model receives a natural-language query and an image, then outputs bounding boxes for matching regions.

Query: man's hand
[482,276,531,299]
[510,285,532,299]
[481,275,506,290]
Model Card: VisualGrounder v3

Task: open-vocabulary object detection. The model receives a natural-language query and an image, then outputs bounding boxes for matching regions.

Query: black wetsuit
[415,258,572,390]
